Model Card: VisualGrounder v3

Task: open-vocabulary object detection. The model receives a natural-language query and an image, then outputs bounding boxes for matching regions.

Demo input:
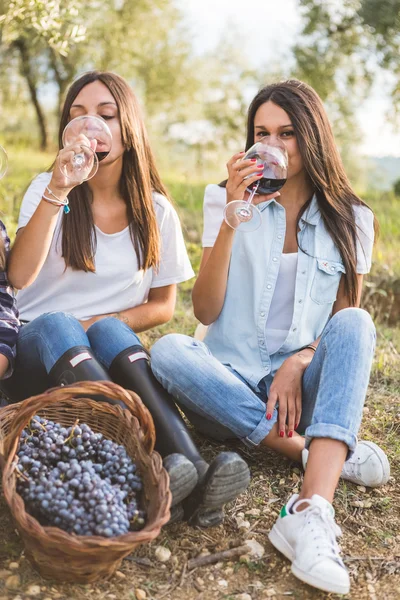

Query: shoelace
[297,505,344,564]
[341,454,362,478]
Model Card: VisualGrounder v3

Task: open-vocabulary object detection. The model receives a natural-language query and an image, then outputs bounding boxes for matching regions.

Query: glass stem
[246,181,260,205]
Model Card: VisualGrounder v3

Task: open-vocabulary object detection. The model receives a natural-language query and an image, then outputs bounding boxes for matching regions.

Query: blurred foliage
[393,177,400,197]
[0,0,198,149]
[0,0,399,189]
[294,0,400,122]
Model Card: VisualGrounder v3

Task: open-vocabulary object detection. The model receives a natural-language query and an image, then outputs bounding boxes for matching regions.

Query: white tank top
[265,253,298,354]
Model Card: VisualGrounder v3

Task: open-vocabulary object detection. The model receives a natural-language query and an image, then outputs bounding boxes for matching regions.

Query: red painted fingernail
[257,172,263,176]
[250,158,257,162]
[294,423,298,429]
[257,164,264,168]
[266,413,272,420]
[279,430,285,438]
[288,431,293,438]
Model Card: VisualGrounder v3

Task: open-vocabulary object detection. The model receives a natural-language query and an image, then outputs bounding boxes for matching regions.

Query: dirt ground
[0,378,399,600]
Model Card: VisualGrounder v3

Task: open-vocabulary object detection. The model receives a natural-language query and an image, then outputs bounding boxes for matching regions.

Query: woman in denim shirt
[151,80,389,595]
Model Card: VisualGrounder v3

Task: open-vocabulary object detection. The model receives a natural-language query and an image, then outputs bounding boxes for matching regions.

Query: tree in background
[292,0,374,171]
[294,0,400,122]
[394,177,400,196]
[0,0,197,150]
[0,0,86,149]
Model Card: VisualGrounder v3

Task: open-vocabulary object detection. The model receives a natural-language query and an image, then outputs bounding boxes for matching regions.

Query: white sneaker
[268,494,350,595]
[302,441,390,488]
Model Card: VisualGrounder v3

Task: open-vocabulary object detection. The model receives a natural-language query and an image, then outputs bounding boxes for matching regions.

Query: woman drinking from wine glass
[150,79,390,595]
[4,71,250,527]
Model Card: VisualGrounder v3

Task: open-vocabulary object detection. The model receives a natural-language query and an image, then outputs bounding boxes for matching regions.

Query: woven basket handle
[4,381,156,457]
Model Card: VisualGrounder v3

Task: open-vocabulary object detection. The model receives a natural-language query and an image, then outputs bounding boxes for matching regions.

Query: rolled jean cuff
[243,410,278,448]
[305,423,358,456]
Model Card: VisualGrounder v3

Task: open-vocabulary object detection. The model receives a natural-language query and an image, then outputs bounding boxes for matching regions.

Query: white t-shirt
[201,184,374,273]
[265,253,298,354]
[17,172,194,321]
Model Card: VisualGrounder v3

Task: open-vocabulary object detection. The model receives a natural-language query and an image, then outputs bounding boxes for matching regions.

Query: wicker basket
[0,381,171,583]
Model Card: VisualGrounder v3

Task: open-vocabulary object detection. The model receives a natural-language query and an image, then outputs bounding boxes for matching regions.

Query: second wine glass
[224,138,288,233]
[60,115,113,184]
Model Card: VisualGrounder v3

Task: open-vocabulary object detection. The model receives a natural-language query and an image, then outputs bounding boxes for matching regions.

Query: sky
[179,0,400,157]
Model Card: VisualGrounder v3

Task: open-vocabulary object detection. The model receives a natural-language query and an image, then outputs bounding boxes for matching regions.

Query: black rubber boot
[48,345,127,409]
[49,346,196,510]
[110,346,251,526]
[109,346,207,471]
[109,346,200,510]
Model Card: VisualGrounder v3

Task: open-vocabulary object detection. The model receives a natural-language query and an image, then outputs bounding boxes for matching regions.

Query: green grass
[0,146,54,239]
[0,146,399,598]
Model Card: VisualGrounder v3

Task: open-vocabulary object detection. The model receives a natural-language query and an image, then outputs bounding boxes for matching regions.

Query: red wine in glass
[256,177,287,194]
[95,151,110,162]
[61,116,113,183]
[244,140,288,195]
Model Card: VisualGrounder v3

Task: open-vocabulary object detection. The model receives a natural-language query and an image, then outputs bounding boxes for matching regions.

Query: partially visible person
[0,220,19,381]
[0,143,19,382]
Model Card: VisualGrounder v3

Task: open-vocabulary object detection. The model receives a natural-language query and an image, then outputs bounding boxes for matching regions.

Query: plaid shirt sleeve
[0,220,20,378]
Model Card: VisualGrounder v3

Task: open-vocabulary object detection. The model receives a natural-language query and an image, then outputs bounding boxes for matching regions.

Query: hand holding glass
[224,139,288,232]
[59,116,113,184]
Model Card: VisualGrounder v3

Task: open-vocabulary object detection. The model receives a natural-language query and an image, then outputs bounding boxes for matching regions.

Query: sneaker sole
[268,525,295,562]
[201,455,250,509]
[344,441,390,487]
[291,563,350,595]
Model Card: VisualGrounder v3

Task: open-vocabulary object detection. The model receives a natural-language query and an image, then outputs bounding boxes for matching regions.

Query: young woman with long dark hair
[151,79,390,594]
[4,71,250,527]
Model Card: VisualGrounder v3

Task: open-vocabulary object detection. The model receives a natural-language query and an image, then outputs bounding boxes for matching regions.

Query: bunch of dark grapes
[15,416,146,537]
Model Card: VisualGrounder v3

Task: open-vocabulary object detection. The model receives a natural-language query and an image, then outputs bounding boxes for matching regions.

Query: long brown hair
[236,79,375,306]
[57,71,170,272]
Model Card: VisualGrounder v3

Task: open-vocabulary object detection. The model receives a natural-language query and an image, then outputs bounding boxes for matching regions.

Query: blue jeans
[4,312,142,401]
[151,308,376,453]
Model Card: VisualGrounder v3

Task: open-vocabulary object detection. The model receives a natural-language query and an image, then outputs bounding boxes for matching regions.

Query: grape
[16,416,146,538]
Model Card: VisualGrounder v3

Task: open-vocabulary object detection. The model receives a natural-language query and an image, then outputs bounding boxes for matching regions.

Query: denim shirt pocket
[311,258,346,305]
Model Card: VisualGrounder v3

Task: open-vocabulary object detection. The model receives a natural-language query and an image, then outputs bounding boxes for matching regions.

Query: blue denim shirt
[202,185,373,391]
[0,220,19,377]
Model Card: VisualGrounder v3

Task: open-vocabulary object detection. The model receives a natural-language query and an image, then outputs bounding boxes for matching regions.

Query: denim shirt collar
[258,193,321,226]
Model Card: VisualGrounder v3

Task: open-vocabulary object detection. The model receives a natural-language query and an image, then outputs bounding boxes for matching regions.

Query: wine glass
[223,138,288,232]
[60,115,113,184]
[0,145,8,180]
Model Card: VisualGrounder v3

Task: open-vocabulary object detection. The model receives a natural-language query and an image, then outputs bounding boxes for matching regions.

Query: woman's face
[69,80,125,167]
[253,100,304,181]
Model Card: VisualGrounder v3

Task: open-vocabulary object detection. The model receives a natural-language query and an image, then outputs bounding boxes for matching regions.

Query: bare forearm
[192,222,235,325]
[8,183,68,289]
[113,301,174,333]
[0,354,9,379]
[83,300,174,334]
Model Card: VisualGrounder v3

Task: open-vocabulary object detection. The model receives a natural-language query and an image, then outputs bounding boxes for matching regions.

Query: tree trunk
[48,48,76,117]
[14,39,48,151]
